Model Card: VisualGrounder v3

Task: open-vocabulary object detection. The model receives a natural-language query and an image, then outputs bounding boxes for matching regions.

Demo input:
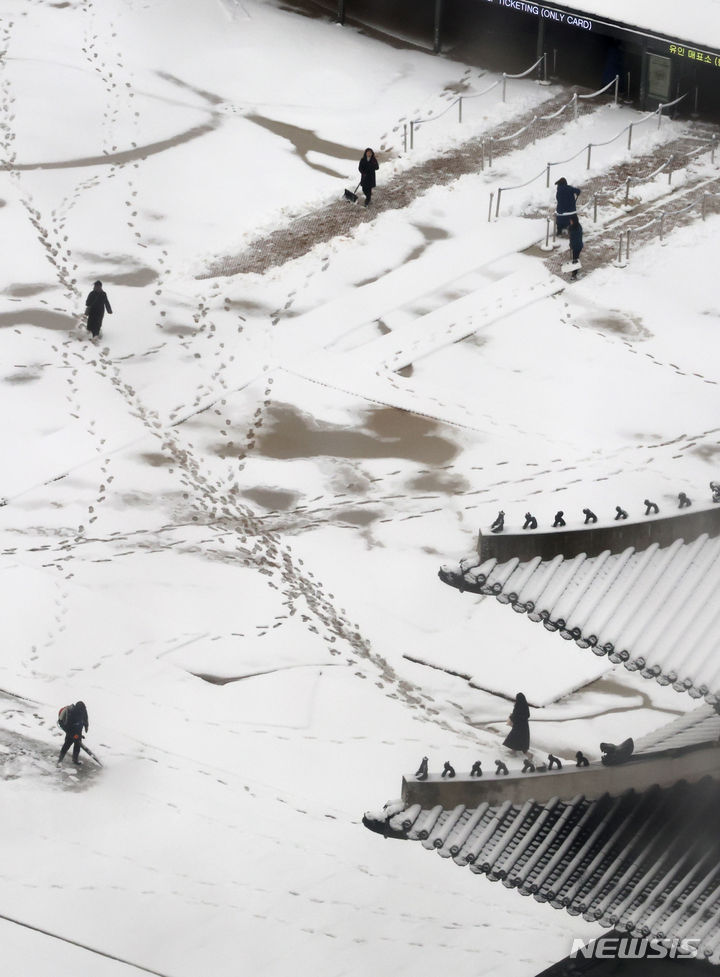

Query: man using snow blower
[57,701,89,766]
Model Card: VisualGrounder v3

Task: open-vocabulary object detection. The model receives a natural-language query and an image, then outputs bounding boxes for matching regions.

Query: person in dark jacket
[85,280,112,339]
[568,214,584,279]
[57,701,89,766]
[555,177,580,234]
[358,148,379,207]
[502,692,530,754]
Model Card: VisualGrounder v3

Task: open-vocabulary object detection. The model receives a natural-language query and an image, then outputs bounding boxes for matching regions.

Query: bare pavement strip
[199,85,598,278]
[200,86,720,281]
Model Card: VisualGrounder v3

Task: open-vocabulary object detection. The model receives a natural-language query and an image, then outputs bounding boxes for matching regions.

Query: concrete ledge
[477,506,720,563]
[401,746,720,807]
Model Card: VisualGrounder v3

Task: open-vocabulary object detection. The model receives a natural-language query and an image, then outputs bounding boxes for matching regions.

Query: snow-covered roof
[495,0,720,55]
[365,708,720,962]
[439,528,720,706]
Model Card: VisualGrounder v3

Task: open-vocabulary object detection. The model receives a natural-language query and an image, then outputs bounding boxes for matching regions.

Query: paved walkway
[200,85,602,278]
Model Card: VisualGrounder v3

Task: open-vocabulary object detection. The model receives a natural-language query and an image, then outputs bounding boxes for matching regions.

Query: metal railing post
[626,71,631,99]
[627,122,633,150]
[625,229,631,260]
[593,193,598,222]
[488,192,494,223]
[625,177,631,205]
[667,157,673,185]
[410,119,414,149]
[614,74,619,105]
[693,86,699,118]
[544,217,551,249]
[502,74,507,102]
[495,188,502,218]
[546,163,551,188]
[657,105,663,129]
[543,51,548,83]
[573,92,578,121]
[458,96,463,123]
[481,140,485,171]
[617,232,623,264]
[403,124,407,153]
[586,143,592,170]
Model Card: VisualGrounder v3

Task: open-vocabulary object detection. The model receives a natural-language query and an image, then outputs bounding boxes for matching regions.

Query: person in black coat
[568,214,584,279]
[502,692,530,754]
[57,700,89,765]
[85,280,112,338]
[358,148,379,207]
[554,177,580,235]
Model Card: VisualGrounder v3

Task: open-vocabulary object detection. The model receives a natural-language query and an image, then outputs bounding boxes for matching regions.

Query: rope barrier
[495,116,538,144]
[578,76,619,100]
[503,55,545,80]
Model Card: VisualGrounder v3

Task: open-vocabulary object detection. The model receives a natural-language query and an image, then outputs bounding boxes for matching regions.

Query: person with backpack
[57,701,89,766]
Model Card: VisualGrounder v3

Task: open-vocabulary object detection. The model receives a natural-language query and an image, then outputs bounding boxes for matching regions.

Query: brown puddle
[590,311,652,340]
[256,402,460,465]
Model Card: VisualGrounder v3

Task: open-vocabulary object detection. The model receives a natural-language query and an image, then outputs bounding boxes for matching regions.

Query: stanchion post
[403,124,407,154]
[586,143,592,170]
[693,86,699,118]
[668,158,673,185]
[627,122,633,150]
[458,97,463,123]
[543,52,548,83]
[488,192,494,223]
[614,74,619,105]
[489,139,493,167]
[573,92,578,121]
[546,163,551,188]
[410,120,414,149]
[481,140,485,171]
[617,232,623,264]
[626,71,631,99]
[625,229,631,260]
[502,74,507,102]
[544,217,550,249]
[495,188,502,219]
[625,176,631,205]
[657,105,663,129]
[593,194,598,222]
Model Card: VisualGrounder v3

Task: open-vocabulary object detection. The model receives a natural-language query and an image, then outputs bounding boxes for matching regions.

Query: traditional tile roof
[439,531,720,706]
[365,708,720,963]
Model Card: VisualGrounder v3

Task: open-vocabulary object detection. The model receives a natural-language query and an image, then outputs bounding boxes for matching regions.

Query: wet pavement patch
[0,309,73,331]
[5,370,42,384]
[408,470,470,494]
[257,401,460,465]
[243,486,300,510]
[138,452,173,467]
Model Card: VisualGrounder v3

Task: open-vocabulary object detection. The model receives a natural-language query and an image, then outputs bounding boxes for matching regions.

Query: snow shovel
[80,741,103,766]
[344,182,361,203]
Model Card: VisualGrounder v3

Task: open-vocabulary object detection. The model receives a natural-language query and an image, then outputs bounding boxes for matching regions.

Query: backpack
[58,704,73,731]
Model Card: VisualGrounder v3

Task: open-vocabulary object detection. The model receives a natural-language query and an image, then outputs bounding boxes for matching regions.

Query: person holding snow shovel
[358,148,379,207]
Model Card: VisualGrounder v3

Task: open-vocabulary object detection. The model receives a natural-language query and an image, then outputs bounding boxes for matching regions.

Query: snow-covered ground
[1,0,718,974]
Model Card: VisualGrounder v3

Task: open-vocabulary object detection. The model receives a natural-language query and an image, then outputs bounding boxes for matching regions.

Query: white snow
[0,0,717,975]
